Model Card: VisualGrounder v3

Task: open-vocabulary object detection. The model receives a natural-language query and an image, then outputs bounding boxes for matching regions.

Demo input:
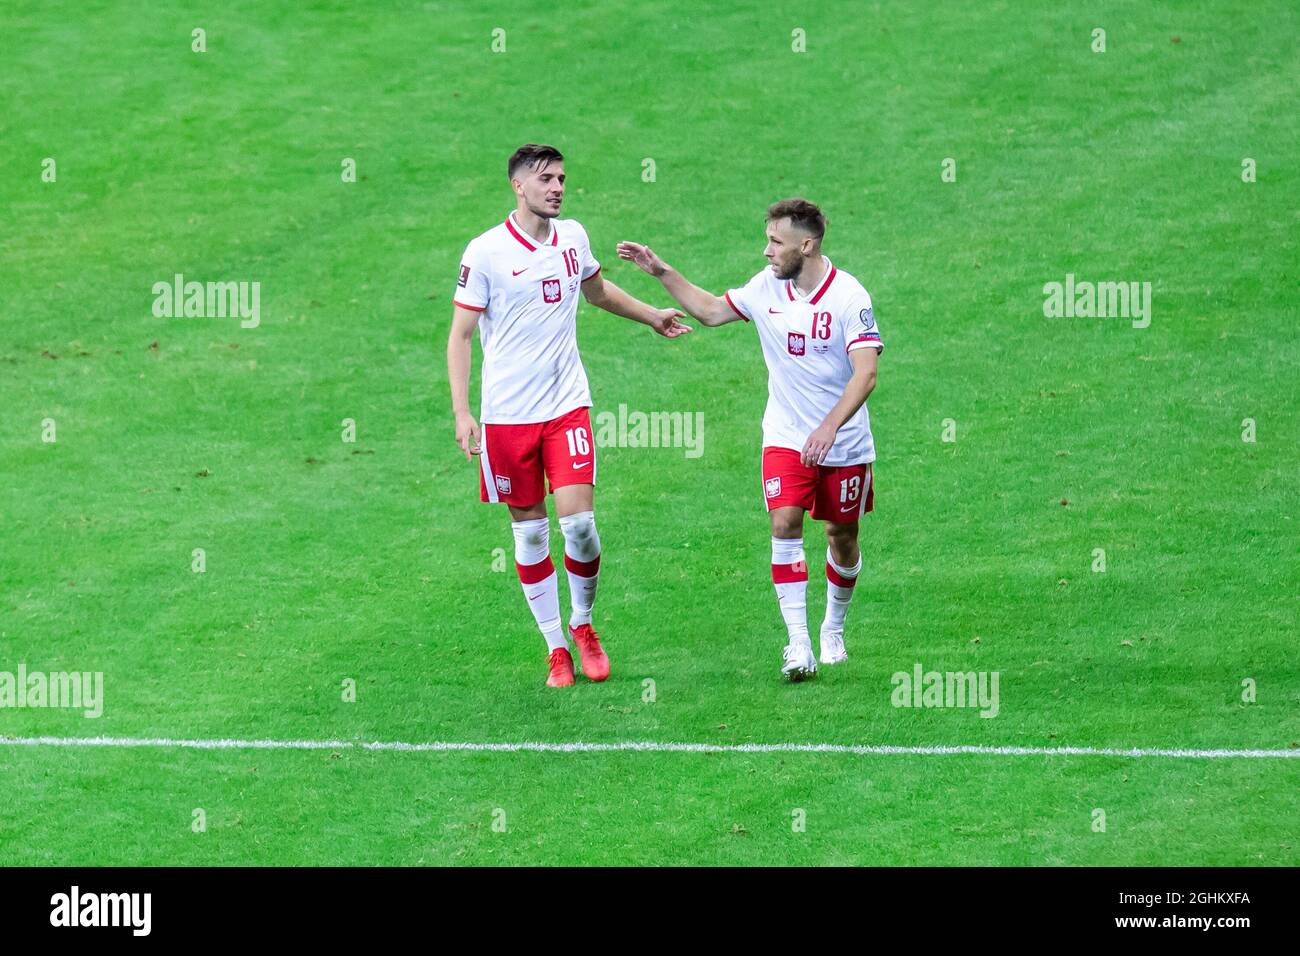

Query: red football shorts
[761,446,873,522]
[479,406,596,506]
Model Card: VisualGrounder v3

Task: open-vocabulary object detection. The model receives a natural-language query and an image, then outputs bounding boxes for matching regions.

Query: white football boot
[819,628,847,665]
[781,641,818,681]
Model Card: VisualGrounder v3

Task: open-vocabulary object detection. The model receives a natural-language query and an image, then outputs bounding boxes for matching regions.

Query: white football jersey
[454,213,601,424]
[725,259,883,466]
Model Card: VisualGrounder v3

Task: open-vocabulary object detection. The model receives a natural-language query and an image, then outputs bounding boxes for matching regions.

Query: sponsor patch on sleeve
[458,264,470,288]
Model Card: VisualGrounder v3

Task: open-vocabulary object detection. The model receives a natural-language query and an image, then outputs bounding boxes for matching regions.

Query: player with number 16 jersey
[446,143,690,689]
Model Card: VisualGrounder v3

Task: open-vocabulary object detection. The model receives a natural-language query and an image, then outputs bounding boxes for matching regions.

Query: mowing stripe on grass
[2,736,1297,759]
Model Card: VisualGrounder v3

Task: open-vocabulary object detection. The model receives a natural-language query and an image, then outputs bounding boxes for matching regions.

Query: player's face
[763,218,812,280]
[513,160,566,218]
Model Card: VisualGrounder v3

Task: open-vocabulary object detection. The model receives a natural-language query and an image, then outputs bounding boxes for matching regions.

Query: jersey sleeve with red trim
[844,291,883,353]
[453,239,491,312]
[724,269,766,322]
[574,222,601,281]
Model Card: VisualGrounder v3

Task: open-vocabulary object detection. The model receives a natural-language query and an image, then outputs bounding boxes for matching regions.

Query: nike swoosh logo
[512,268,529,276]
[572,461,591,469]
[768,308,782,314]
[839,504,857,513]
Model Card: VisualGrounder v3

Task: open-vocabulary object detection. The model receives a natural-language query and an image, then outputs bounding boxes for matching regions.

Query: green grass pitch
[1,1,1297,865]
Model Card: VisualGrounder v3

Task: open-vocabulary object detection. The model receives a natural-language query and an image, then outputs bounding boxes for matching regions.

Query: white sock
[823,547,861,634]
[559,510,601,629]
[512,517,566,652]
[771,536,809,646]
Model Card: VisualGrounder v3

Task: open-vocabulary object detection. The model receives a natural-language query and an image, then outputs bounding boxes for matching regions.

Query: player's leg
[481,421,573,686]
[770,505,810,646]
[555,483,599,629]
[555,482,609,680]
[763,447,817,680]
[771,506,817,680]
[810,463,871,664]
[770,505,808,645]
[545,409,609,681]
[819,519,862,663]
[507,500,575,687]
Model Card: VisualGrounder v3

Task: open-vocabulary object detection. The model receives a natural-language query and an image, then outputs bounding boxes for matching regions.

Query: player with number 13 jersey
[618,198,883,681]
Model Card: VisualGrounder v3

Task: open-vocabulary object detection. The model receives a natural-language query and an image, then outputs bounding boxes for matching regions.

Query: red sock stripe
[564,553,601,578]
[771,561,808,584]
[826,562,858,589]
[515,556,555,585]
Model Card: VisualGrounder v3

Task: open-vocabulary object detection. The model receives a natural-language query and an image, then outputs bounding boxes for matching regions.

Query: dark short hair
[508,143,564,180]
[767,197,826,241]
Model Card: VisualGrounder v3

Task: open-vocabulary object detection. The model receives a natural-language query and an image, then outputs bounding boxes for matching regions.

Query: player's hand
[617,241,669,277]
[650,308,692,338]
[454,411,481,460]
[801,423,837,467]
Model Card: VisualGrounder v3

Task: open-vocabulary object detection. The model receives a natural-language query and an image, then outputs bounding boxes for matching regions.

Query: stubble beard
[529,198,561,220]
[774,256,802,281]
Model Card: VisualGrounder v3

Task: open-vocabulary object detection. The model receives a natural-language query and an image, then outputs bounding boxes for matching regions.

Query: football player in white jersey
[617,198,882,680]
[448,144,691,688]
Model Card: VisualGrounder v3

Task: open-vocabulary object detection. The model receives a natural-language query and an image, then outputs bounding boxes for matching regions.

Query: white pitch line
[1,736,1297,759]
[1,735,350,751]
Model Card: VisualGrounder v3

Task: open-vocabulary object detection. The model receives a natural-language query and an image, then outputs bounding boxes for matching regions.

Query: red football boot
[546,647,576,687]
[570,624,610,682]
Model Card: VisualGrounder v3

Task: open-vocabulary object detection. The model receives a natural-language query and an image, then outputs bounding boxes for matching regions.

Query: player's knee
[826,521,858,543]
[559,509,600,560]
[826,522,859,559]
[511,516,550,558]
[771,513,802,539]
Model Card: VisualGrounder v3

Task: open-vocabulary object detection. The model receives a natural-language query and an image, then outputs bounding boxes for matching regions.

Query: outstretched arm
[581,270,691,338]
[801,347,880,466]
[616,242,742,327]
